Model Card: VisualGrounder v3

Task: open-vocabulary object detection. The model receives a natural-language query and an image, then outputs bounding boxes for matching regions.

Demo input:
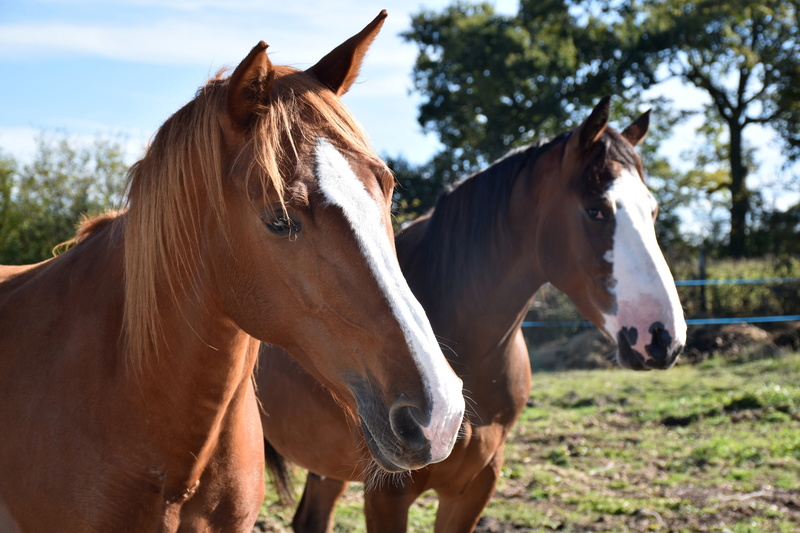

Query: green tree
[748,200,800,256]
[386,155,443,227]
[0,134,128,264]
[402,1,800,257]
[403,1,623,171]
[614,0,800,256]
[401,1,695,250]
[0,152,19,260]
[635,100,700,259]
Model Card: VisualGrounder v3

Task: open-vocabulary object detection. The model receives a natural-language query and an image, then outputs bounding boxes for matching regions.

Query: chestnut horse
[257,97,686,532]
[0,12,464,533]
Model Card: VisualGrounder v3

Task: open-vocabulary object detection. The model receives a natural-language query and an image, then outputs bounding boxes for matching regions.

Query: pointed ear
[307,10,387,96]
[227,41,275,130]
[621,110,650,146]
[577,95,611,151]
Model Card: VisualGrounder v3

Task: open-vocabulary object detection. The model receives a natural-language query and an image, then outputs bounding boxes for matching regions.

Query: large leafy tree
[401,1,686,242]
[403,0,800,256]
[403,1,624,172]
[619,0,800,256]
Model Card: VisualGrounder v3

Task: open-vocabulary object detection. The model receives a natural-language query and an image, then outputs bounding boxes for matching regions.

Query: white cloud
[0,2,418,66]
[0,0,516,66]
[0,0,521,166]
[0,19,279,66]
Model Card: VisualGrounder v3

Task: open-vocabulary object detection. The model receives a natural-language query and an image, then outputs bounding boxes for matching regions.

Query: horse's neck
[397,204,539,432]
[397,198,545,358]
[3,220,256,492]
[130,247,257,490]
[118,223,258,498]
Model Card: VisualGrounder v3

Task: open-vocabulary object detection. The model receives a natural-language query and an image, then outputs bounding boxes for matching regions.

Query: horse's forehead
[607,164,655,216]
[313,138,384,204]
[310,137,388,201]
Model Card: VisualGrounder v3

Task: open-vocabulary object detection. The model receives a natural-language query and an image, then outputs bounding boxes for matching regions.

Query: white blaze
[314,137,464,461]
[601,167,686,359]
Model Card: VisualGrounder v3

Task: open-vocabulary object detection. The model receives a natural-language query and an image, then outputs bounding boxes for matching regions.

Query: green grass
[257,352,800,532]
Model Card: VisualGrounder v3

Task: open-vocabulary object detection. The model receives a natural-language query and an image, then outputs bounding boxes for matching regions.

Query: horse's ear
[576,95,611,151]
[306,10,387,96]
[227,41,275,130]
[621,110,650,146]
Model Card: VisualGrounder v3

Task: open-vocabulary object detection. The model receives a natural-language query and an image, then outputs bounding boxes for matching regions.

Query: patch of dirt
[684,323,779,363]
[252,517,289,533]
[532,329,616,371]
[771,322,800,350]
[474,516,513,532]
[471,483,800,533]
[657,485,800,532]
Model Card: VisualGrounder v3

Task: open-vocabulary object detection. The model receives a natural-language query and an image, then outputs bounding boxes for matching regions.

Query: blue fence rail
[674,277,798,286]
[522,277,800,329]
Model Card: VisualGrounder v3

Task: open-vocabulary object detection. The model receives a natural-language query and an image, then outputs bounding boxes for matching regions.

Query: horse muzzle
[358,406,432,473]
[351,383,461,473]
[616,322,684,370]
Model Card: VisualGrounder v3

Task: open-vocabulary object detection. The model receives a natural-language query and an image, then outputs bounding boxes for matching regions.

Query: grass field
[256,351,800,532]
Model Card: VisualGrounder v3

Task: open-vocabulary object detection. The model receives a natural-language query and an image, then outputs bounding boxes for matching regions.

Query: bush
[0,135,128,265]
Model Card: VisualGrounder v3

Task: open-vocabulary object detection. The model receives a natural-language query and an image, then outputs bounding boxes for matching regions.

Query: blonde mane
[120,65,376,374]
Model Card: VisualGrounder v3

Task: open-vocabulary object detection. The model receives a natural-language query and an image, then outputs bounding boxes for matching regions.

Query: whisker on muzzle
[359,453,410,492]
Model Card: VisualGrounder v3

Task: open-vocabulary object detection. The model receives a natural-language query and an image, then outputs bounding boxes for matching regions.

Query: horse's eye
[587,208,605,221]
[264,216,299,238]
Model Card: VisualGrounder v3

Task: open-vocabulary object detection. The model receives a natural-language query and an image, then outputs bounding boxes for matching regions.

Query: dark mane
[411,133,571,306]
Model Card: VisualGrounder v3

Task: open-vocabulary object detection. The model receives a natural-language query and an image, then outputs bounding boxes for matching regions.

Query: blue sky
[0,0,796,215]
[0,0,517,164]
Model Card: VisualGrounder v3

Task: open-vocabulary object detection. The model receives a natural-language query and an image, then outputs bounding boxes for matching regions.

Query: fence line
[684,315,800,325]
[523,277,800,329]
[675,277,799,286]
[522,316,800,328]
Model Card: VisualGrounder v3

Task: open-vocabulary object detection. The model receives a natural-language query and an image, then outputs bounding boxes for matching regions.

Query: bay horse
[0,11,464,533]
[257,97,687,532]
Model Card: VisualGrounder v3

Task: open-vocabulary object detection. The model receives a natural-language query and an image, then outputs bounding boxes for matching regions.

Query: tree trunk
[728,122,749,257]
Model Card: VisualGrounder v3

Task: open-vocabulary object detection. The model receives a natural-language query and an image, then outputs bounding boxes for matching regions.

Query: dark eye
[264,215,300,238]
[587,207,605,221]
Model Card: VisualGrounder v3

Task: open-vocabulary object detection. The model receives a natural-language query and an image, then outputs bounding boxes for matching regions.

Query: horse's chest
[465,353,531,425]
[430,423,506,488]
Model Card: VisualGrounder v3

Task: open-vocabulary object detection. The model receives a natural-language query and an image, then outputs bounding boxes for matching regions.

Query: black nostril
[621,326,638,345]
[645,321,672,362]
[389,404,429,452]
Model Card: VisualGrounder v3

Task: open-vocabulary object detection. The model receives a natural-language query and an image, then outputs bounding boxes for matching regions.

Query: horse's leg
[433,449,504,533]
[292,473,348,533]
[363,473,428,533]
